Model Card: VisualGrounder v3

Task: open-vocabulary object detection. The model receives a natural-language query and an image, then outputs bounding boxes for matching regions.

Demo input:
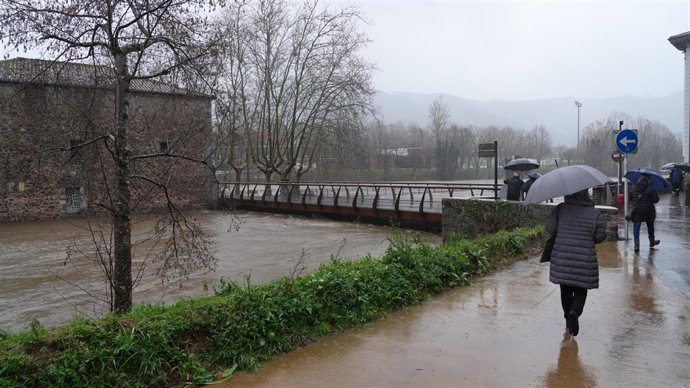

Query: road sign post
[478,141,498,199]
[614,129,639,154]
[613,128,638,241]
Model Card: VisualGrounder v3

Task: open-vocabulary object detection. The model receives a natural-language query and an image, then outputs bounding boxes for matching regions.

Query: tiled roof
[669,31,690,51]
[0,57,211,98]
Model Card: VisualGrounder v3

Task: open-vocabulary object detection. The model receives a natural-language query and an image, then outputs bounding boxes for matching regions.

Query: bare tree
[1,0,225,313]
[527,124,552,162]
[578,112,682,174]
[428,97,451,179]
[216,0,375,186]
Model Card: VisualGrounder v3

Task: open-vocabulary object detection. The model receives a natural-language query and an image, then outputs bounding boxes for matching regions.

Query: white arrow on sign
[618,136,637,147]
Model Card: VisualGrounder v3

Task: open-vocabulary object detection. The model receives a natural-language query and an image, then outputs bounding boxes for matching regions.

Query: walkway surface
[223,194,690,388]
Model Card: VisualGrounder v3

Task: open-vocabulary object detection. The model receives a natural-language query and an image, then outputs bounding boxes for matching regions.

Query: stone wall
[442,198,619,242]
[0,82,213,222]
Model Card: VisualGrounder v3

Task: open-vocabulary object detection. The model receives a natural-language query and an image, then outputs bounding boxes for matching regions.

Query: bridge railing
[219,181,499,215]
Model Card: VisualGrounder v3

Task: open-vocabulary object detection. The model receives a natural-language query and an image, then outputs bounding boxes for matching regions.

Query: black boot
[567,312,580,336]
[650,238,660,247]
[634,239,640,253]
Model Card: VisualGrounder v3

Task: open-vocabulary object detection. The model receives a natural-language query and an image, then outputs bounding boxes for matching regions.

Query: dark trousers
[560,285,588,318]
[633,220,655,241]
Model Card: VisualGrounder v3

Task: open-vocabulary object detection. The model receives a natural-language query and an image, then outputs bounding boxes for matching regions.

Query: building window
[69,139,81,158]
[159,140,170,153]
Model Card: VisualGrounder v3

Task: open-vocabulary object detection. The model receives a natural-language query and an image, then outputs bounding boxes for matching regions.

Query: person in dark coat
[504,172,524,201]
[545,189,607,336]
[522,171,540,199]
[670,165,683,195]
[630,174,660,252]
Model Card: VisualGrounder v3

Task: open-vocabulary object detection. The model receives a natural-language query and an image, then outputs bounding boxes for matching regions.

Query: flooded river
[0,211,440,333]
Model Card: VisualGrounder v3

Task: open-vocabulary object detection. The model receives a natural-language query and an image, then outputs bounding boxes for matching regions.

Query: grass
[0,226,543,387]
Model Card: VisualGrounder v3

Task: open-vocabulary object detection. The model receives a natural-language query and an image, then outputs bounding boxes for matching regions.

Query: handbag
[625,194,641,221]
[540,204,561,262]
[540,234,556,262]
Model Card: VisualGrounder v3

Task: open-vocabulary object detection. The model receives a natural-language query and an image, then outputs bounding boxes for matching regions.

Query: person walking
[630,174,660,252]
[670,165,683,196]
[545,189,607,336]
[504,171,524,201]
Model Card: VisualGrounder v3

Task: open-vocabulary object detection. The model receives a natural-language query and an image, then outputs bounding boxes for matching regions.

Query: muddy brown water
[0,211,439,333]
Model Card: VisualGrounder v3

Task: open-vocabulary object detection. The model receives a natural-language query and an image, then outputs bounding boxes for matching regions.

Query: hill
[374,91,683,147]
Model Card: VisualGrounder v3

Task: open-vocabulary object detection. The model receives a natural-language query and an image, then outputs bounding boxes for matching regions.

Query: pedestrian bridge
[219,181,499,232]
[219,180,620,233]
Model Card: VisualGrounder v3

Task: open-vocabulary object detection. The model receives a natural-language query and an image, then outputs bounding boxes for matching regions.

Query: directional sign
[478,142,497,157]
[615,129,638,154]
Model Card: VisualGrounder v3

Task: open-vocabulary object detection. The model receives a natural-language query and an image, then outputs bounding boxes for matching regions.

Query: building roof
[0,57,212,99]
[669,31,690,51]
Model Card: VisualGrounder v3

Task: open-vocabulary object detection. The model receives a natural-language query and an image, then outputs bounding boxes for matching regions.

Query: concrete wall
[442,198,619,242]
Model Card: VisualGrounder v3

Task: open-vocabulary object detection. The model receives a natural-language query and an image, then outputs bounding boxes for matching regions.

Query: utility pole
[575,101,582,158]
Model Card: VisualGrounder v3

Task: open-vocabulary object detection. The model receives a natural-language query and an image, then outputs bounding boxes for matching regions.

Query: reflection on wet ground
[225,194,690,388]
[0,211,439,332]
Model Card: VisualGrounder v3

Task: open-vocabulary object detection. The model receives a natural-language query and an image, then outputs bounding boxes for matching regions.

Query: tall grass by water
[0,227,542,387]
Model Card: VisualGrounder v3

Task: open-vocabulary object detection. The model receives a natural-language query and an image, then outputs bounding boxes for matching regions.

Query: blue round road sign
[615,129,638,154]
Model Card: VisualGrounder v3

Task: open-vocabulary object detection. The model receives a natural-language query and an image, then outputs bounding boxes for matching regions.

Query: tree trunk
[113,54,133,314]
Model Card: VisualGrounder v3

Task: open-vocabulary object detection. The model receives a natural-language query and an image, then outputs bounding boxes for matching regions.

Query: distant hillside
[374,91,684,147]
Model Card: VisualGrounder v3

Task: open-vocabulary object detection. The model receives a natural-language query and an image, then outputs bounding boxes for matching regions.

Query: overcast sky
[353,0,690,101]
[2,0,688,102]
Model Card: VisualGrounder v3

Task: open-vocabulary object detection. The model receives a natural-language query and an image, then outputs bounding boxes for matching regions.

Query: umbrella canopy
[675,162,690,173]
[504,158,540,171]
[625,168,671,191]
[660,162,676,171]
[524,165,610,204]
[526,171,542,179]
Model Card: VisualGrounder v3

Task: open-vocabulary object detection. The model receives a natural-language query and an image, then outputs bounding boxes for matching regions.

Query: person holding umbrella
[629,174,660,252]
[525,165,610,337]
[503,158,539,201]
[670,165,684,195]
[545,189,607,336]
[504,171,524,201]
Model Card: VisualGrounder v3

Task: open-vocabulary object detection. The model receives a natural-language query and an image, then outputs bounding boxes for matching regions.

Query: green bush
[0,227,542,387]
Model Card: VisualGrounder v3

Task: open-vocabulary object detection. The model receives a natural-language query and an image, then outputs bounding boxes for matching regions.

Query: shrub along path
[0,227,542,387]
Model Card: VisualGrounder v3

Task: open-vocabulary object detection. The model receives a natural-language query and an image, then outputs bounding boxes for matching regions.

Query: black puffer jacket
[546,197,607,289]
[631,180,659,222]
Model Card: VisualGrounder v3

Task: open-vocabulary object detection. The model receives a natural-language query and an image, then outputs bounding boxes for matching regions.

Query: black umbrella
[504,158,540,171]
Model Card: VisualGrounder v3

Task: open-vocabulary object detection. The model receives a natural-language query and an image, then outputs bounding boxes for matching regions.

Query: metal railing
[219,181,499,215]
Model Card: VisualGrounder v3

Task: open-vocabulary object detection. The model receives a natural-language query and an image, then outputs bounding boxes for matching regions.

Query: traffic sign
[478,142,497,157]
[615,129,638,154]
[611,151,623,163]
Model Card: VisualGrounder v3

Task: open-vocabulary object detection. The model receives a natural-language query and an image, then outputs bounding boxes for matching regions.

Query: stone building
[0,58,214,222]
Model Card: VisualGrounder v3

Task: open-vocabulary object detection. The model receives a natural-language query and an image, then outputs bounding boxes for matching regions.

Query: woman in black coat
[546,189,607,336]
[630,174,660,252]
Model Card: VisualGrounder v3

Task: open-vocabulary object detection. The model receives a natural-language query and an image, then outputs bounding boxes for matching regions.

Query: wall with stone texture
[0,82,213,222]
[442,198,619,242]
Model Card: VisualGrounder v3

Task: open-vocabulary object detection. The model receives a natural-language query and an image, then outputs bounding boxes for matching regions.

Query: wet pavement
[224,194,690,387]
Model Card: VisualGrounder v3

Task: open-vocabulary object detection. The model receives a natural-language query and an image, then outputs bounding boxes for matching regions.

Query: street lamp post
[574,100,582,156]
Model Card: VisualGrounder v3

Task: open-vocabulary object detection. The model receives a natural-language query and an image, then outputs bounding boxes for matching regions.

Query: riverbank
[0,227,541,387]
